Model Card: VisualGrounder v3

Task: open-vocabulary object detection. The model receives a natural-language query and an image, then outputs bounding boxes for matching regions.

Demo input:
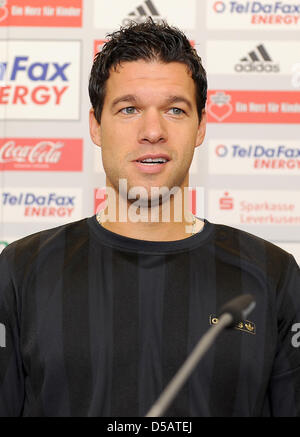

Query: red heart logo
[208,102,233,122]
[0,7,8,23]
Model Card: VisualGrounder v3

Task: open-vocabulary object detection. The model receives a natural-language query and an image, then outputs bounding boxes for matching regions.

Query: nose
[137,108,167,144]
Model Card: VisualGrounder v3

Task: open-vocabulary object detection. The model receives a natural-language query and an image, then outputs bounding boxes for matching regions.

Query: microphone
[217,293,256,327]
[145,293,256,417]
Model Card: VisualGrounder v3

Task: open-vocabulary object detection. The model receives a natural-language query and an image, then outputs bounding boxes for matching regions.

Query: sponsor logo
[0,188,82,222]
[0,0,82,27]
[207,0,300,29]
[93,0,196,30]
[209,140,300,174]
[206,40,300,75]
[0,40,80,120]
[207,92,233,122]
[0,138,83,171]
[215,144,228,157]
[123,0,165,25]
[0,0,8,22]
[213,1,226,13]
[219,192,234,210]
[210,314,256,334]
[207,90,300,123]
[235,43,280,73]
[208,190,300,226]
[215,1,300,14]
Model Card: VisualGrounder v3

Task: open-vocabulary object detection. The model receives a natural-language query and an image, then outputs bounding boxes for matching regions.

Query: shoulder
[210,222,298,287]
[0,217,90,270]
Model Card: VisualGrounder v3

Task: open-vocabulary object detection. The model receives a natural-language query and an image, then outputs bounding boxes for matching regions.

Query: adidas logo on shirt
[234,44,280,73]
[122,0,165,25]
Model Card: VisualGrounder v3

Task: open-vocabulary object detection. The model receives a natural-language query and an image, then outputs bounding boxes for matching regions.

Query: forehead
[105,60,196,101]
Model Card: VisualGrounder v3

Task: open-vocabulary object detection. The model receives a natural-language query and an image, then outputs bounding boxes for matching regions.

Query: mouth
[132,154,171,174]
[133,154,171,165]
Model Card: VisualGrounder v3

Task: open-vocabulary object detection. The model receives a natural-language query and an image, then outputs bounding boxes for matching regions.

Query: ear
[195,109,206,148]
[89,108,102,147]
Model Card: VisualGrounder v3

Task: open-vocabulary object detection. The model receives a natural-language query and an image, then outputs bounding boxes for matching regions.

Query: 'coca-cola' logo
[0,140,63,163]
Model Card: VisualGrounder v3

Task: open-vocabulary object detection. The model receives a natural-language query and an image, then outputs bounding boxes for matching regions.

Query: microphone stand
[145,313,232,417]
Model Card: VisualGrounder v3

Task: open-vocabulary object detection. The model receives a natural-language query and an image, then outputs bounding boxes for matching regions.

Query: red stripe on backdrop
[207,90,300,123]
[0,0,82,27]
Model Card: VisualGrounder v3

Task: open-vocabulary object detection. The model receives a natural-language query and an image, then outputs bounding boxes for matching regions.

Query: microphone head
[217,294,256,327]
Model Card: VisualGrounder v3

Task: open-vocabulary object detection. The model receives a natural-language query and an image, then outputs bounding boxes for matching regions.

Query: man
[0,20,299,417]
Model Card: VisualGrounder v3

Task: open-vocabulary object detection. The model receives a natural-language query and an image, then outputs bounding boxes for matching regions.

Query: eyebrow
[111,94,193,111]
[111,94,138,109]
[164,95,193,111]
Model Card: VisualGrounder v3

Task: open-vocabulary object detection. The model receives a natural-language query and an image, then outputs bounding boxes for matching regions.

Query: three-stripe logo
[241,44,272,63]
[235,44,280,73]
[122,0,164,25]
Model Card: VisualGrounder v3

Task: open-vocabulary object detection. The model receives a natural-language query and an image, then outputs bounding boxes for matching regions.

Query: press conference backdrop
[0,0,299,264]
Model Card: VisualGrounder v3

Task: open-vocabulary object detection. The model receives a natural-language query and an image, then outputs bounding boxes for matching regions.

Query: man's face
[90,60,206,205]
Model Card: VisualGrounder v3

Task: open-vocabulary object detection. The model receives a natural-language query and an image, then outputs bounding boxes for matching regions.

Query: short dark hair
[89,19,207,123]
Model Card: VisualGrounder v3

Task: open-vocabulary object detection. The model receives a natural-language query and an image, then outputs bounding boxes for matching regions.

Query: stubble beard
[108,169,187,212]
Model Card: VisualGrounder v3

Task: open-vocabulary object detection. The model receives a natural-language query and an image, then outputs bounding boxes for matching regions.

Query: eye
[120,106,137,115]
[169,107,185,115]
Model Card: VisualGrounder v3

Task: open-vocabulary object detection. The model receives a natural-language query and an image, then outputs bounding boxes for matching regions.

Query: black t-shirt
[0,216,299,417]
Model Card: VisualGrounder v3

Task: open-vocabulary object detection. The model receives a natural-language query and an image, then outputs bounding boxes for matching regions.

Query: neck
[97,185,203,241]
